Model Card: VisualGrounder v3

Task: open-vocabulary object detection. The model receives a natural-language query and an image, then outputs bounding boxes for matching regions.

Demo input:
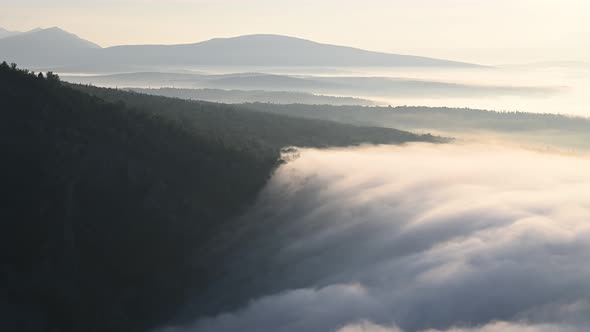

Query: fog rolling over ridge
[4,1,590,331]
[163,143,590,332]
[244,103,590,153]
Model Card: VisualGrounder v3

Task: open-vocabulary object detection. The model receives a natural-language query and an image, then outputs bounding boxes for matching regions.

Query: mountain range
[63,71,557,98]
[0,27,481,70]
[0,27,22,39]
[0,27,100,67]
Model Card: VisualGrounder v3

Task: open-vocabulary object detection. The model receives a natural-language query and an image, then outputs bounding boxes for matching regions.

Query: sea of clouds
[162,143,590,332]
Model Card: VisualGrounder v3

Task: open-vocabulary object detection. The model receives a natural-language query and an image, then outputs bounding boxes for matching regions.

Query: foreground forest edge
[0,63,442,332]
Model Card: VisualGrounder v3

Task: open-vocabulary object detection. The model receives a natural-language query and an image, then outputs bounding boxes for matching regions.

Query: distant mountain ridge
[126,87,379,106]
[63,71,557,98]
[101,34,481,68]
[0,27,100,67]
[0,27,44,39]
[0,27,21,39]
[0,27,481,69]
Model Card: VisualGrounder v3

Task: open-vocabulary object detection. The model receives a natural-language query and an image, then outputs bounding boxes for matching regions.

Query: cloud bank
[162,143,590,332]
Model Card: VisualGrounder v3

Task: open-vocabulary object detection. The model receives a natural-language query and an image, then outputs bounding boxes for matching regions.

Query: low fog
[162,143,590,332]
[62,64,590,117]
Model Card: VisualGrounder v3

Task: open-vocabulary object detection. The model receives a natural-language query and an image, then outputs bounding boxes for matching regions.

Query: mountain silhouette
[0,27,22,39]
[0,27,99,67]
[0,28,480,70]
[101,34,480,67]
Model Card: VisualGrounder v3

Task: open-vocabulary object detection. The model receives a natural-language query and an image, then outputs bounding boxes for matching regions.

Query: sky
[1,0,589,64]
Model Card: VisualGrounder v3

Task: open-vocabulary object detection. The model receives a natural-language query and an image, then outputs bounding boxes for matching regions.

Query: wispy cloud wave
[163,143,590,332]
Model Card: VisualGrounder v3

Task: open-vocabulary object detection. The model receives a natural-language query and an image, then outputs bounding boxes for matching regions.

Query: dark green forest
[71,84,438,151]
[0,63,438,332]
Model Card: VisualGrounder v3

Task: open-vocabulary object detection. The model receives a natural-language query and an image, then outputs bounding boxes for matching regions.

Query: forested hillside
[0,62,281,332]
[0,63,438,332]
[240,103,590,132]
[127,87,377,106]
[240,103,590,150]
[72,84,439,150]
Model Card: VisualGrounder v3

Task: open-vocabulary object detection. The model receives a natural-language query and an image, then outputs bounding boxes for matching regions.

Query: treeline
[72,84,440,151]
[0,63,437,332]
[240,103,590,133]
[0,62,280,332]
[127,87,377,106]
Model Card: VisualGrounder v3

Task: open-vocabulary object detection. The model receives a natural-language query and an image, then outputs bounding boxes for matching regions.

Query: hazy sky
[2,0,589,64]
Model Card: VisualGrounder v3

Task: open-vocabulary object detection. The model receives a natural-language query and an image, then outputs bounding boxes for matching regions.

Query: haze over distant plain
[2,1,589,116]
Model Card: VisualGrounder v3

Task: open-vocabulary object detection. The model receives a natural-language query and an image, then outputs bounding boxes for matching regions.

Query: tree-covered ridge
[1,63,439,332]
[0,62,281,332]
[240,103,590,132]
[71,84,443,152]
[238,103,590,151]
[127,87,377,106]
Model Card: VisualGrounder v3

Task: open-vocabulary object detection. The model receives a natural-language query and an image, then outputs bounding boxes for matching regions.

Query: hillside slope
[0,63,280,332]
[71,84,439,150]
[240,103,590,151]
[0,63,440,332]
[128,87,378,105]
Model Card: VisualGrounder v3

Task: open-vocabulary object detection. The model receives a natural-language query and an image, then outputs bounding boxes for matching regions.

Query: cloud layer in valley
[162,143,590,332]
